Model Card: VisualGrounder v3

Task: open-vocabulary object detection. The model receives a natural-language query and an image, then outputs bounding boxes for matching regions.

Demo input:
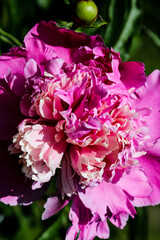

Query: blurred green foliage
[0,0,160,239]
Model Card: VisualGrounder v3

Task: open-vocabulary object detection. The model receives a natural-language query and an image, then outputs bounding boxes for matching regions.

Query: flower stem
[0,28,22,47]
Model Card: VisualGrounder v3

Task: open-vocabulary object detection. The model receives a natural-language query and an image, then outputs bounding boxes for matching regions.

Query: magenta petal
[25,21,105,49]
[61,155,77,196]
[134,70,160,143]
[148,139,160,157]
[24,38,57,67]
[78,215,109,240]
[24,58,40,79]
[24,21,105,63]
[0,53,26,97]
[78,180,136,228]
[0,53,27,78]
[136,154,160,206]
[66,226,77,240]
[0,141,49,205]
[42,194,69,220]
[119,61,146,89]
[92,216,109,240]
[78,213,109,240]
[117,166,153,199]
[20,94,32,116]
[46,58,64,75]
[4,70,25,96]
[67,195,109,240]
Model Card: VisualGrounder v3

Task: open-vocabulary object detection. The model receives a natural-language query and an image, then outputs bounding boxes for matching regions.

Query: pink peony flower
[0,21,160,239]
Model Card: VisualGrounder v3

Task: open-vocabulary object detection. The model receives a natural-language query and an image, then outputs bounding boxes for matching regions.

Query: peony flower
[0,21,160,239]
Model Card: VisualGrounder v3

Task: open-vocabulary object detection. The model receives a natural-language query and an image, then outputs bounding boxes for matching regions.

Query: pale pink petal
[66,226,77,240]
[24,58,40,79]
[42,195,69,220]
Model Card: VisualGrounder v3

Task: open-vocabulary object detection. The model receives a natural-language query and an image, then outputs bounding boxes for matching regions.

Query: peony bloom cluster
[0,21,160,239]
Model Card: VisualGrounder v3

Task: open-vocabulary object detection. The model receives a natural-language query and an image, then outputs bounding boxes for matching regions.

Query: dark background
[0,0,160,239]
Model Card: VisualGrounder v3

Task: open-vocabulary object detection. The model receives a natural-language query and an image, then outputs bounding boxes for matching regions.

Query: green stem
[0,28,22,46]
[0,35,15,46]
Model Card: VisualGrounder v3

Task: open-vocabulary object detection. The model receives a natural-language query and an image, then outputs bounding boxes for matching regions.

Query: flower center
[9,67,148,187]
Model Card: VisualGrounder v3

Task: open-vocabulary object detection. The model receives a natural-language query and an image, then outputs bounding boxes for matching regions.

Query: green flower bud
[75,0,98,26]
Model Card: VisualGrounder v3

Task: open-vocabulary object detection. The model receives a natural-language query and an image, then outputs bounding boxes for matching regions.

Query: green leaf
[113,0,142,52]
[103,0,142,61]
[56,20,74,29]
[103,0,129,46]
[0,35,15,46]
[37,215,66,240]
[37,206,70,240]
[89,16,107,28]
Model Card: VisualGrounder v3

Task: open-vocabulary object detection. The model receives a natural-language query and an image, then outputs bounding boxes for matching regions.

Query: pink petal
[42,194,69,220]
[24,58,40,79]
[24,38,57,68]
[119,61,146,89]
[0,52,27,78]
[117,166,153,199]
[134,70,160,143]
[24,21,105,64]
[136,154,160,206]
[67,195,109,240]
[66,226,77,240]
[78,180,136,228]
[61,155,77,196]
[46,58,65,75]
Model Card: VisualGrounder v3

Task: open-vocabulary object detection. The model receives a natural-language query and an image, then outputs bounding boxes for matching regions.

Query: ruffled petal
[78,179,136,228]
[78,166,152,229]
[66,196,109,240]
